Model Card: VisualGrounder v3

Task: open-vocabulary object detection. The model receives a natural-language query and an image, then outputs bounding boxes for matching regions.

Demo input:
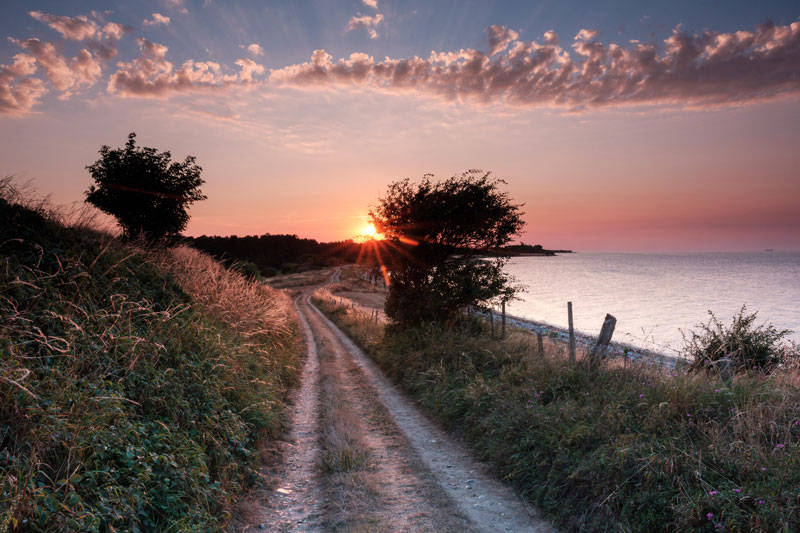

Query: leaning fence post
[501,300,506,339]
[489,309,495,337]
[567,301,576,362]
[537,332,544,355]
[589,314,617,360]
[719,356,734,387]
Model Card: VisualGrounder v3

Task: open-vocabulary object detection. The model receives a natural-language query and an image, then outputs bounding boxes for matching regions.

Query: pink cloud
[108,38,264,97]
[167,0,189,15]
[271,20,800,110]
[11,38,102,94]
[28,11,98,41]
[245,43,264,56]
[28,11,132,61]
[0,54,47,115]
[363,0,378,9]
[487,25,519,55]
[143,13,171,27]
[346,13,384,40]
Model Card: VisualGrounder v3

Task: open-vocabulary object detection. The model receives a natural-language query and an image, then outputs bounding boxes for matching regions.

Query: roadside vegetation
[0,180,300,531]
[316,270,800,532]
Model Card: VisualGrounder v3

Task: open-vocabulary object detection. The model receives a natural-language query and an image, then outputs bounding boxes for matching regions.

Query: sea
[503,252,800,356]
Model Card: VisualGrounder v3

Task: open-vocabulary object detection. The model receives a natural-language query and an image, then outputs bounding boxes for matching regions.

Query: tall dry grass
[157,245,293,339]
[0,178,301,531]
[316,294,800,532]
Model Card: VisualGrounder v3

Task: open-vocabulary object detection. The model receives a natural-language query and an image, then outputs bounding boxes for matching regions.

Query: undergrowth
[0,182,300,531]
[315,293,800,532]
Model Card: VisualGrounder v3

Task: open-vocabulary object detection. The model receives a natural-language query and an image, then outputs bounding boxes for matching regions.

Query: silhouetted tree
[371,170,525,325]
[85,133,206,243]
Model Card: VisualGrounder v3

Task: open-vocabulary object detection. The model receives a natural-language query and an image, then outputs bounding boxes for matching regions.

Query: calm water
[503,252,800,355]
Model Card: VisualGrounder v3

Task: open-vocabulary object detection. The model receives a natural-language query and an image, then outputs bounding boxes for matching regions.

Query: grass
[0,180,300,531]
[314,289,800,532]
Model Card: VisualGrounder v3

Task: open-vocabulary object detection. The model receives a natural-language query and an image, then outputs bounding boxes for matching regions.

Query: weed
[0,181,300,531]
[317,295,800,532]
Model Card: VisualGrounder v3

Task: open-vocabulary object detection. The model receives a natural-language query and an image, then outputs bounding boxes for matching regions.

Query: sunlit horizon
[1,1,798,252]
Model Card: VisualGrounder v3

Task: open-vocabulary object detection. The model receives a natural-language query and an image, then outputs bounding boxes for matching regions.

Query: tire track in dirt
[307,299,556,533]
[239,295,325,532]
[302,292,473,531]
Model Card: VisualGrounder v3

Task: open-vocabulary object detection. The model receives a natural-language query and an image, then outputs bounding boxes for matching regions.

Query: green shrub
[685,306,795,373]
[318,295,800,532]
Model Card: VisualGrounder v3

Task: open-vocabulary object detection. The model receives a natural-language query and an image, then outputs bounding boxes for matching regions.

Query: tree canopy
[85,133,206,243]
[370,170,525,325]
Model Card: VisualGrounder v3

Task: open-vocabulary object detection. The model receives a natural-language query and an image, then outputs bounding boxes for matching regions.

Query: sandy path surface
[241,270,555,531]
[239,296,326,532]
[308,299,555,533]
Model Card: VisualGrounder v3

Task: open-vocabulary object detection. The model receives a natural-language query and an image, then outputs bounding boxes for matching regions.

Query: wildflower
[757,499,765,505]
[733,488,741,493]
[775,444,785,449]
[761,467,767,471]
[709,490,718,496]
[715,389,720,393]
[639,394,644,399]
[706,512,714,519]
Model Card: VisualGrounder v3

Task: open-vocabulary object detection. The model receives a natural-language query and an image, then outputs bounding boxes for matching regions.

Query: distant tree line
[186,234,366,277]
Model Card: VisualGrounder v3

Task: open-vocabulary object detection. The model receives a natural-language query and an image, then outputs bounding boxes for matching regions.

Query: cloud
[29,11,98,40]
[11,38,102,94]
[243,43,264,56]
[167,0,189,15]
[28,11,132,60]
[346,13,384,39]
[0,54,47,115]
[143,13,171,27]
[271,20,800,110]
[108,38,264,97]
[363,0,378,8]
[487,25,518,55]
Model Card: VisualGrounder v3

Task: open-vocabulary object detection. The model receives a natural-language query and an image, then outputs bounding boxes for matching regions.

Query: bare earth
[239,271,555,532]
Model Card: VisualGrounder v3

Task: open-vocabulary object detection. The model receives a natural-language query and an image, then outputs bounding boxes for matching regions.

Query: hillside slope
[0,188,301,531]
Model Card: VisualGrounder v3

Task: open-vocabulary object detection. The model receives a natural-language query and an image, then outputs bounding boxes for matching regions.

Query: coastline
[488,309,684,368]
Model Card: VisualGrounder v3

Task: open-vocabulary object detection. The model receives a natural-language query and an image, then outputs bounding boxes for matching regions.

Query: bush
[685,306,795,373]
[317,296,800,532]
[85,133,206,243]
[370,171,524,325]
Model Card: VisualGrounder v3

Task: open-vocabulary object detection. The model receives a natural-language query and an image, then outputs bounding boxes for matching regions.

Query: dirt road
[242,275,555,531]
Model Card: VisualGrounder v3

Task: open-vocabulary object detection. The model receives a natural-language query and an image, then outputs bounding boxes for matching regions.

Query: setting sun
[361,223,382,240]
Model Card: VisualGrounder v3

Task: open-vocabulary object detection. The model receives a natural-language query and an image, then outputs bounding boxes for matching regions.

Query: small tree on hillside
[370,170,525,325]
[85,133,206,243]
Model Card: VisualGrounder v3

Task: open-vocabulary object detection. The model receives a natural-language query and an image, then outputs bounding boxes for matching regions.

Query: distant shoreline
[489,310,683,368]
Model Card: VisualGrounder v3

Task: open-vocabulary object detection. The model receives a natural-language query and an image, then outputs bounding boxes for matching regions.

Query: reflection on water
[504,252,800,354]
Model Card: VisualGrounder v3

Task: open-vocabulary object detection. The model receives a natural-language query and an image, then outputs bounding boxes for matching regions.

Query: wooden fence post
[537,332,544,355]
[719,356,733,387]
[567,301,576,363]
[501,300,506,339]
[589,314,617,360]
[489,309,495,337]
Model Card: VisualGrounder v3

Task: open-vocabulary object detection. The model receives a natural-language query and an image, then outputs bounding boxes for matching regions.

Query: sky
[1,0,799,252]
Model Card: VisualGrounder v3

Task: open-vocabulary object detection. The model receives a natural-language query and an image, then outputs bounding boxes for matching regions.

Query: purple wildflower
[706,512,714,519]
[709,490,718,496]
[733,488,741,493]
[776,444,785,449]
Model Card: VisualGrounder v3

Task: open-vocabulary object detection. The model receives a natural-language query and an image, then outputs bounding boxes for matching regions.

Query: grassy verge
[0,186,300,531]
[314,293,800,532]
